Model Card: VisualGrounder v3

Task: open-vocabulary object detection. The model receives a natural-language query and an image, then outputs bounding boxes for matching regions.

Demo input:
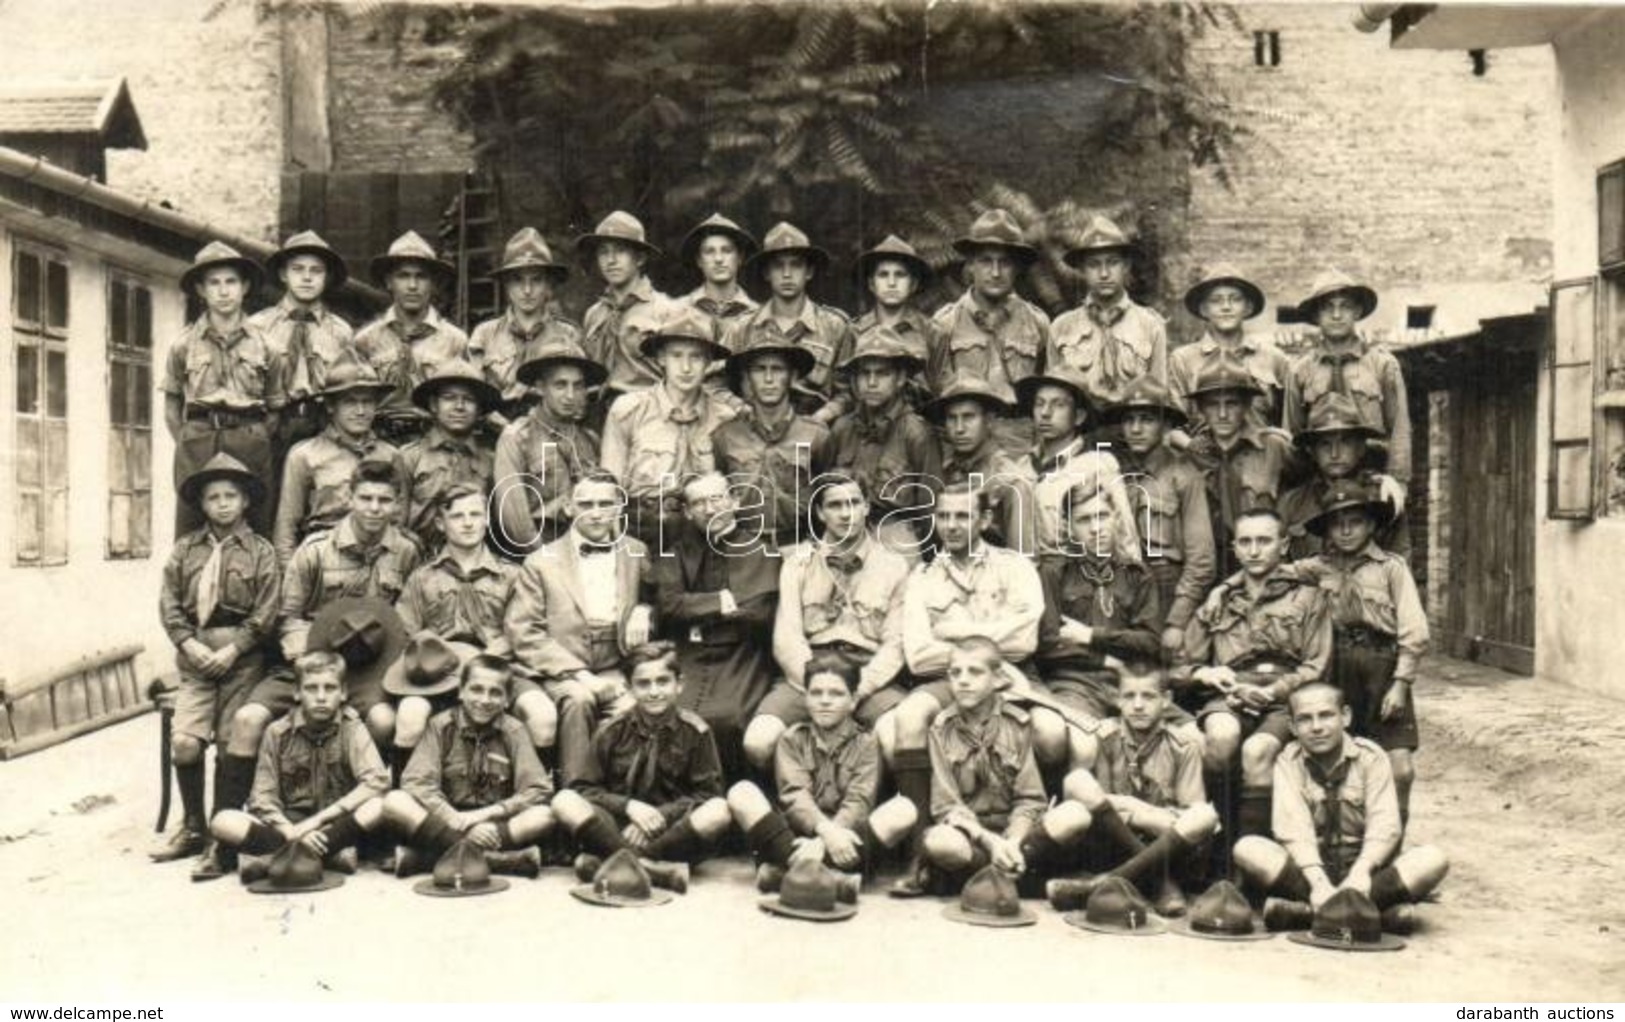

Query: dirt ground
[3,655,1622,1003]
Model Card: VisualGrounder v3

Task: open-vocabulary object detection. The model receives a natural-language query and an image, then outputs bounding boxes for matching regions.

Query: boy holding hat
[354,230,469,444]
[1278,392,1409,561]
[490,338,606,554]
[726,221,855,426]
[468,226,582,426]
[927,208,1050,398]
[1169,263,1286,428]
[162,240,285,537]
[272,361,400,567]
[153,454,281,871]
[398,360,500,553]
[1048,213,1168,410]
[924,374,1038,554]
[252,230,360,455]
[853,234,935,406]
[1284,269,1413,488]
[577,210,671,407]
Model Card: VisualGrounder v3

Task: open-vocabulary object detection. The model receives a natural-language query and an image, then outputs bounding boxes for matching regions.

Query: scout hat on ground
[181,240,263,294]
[570,848,675,908]
[1099,374,1190,429]
[1062,213,1136,268]
[369,230,457,290]
[744,222,832,285]
[1169,880,1274,941]
[1063,876,1168,936]
[855,234,933,287]
[317,360,393,403]
[411,359,503,413]
[1288,889,1405,952]
[493,227,569,285]
[305,597,409,708]
[246,840,344,894]
[1183,262,1265,319]
[680,212,758,265]
[267,230,348,289]
[943,865,1036,927]
[637,305,731,364]
[836,325,926,375]
[952,208,1038,266]
[724,331,817,396]
[575,210,661,263]
[1304,479,1395,536]
[381,632,478,698]
[922,373,1017,424]
[758,858,859,923]
[1294,392,1385,446]
[179,452,266,508]
[414,839,510,898]
[1186,360,1266,404]
[516,336,609,388]
[1298,269,1378,322]
[1014,364,1096,419]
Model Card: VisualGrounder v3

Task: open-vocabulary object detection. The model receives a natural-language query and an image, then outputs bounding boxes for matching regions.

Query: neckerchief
[1306,750,1354,865]
[624,710,677,798]
[810,720,860,806]
[1077,556,1117,618]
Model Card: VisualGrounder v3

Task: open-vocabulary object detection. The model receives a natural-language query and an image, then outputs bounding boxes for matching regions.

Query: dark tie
[1326,352,1357,397]
[579,542,613,557]
[1308,755,1353,868]
[305,724,336,808]
[287,309,318,395]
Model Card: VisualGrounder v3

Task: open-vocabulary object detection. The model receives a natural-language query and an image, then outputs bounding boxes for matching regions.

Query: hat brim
[1183,277,1265,320]
[179,467,266,508]
[305,597,410,704]
[1061,910,1169,936]
[1062,243,1136,269]
[681,225,759,266]
[638,333,732,364]
[837,349,925,374]
[1287,930,1405,952]
[726,344,818,387]
[1299,286,1378,322]
[745,246,833,284]
[1099,399,1189,429]
[182,257,264,295]
[576,234,662,263]
[1014,374,1093,416]
[569,885,675,908]
[1187,381,1266,403]
[411,374,504,413]
[759,897,859,922]
[953,238,1040,265]
[493,261,570,284]
[413,876,512,898]
[517,355,609,388]
[268,246,349,290]
[855,251,933,286]
[246,872,346,895]
[381,638,479,698]
[1294,422,1386,446]
[1168,917,1276,941]
[1304,498,1395,536]
[318,380,395,402]
[922,391,1015,424]
[369,255,457,290]
[942,903,1038,928]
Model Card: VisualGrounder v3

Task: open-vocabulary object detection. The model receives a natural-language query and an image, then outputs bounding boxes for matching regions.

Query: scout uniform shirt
[160,520,281,656]
[248,296,358,404]
[928,290,1050,397]
[1278,471,1410,562]
[901,545,1045,678]
[1093,718,1204,811]
[576,706,725,826]
[1047,292,1169,408]
[1192,421,1298,535]
[490,408,602,545]
[1272,734,1402,879]
[273,427,403,566]
[396,545,519,653]
[1176,567,1333,702]
[774,718,882,835]
[853,306,933,405]
[403,707,552,817]
[722,298,856,419]
[929,696,1046,835]
[1283,338,1413,485]
[248,705,389,827]
[711,405,830,546]
[1030,438,1127,558]
[582,276,670,395]
[398,426,495,551]
[1297,542,1428,681]
[163,316,287,415]
[601,384,734,501]
[680,285,758,333]
[941,441,1039,555]
[773,535,910,692]
[353,305,471,419]
[1035,555,1164,676]
[467,310,585,408]
[279,515,421,659]
[1116,444,1216,630]
[1169,331,1290,429]
[825,396,942,521]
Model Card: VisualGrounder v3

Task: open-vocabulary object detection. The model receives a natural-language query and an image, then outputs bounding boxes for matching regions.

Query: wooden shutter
[1548,278,1597,519]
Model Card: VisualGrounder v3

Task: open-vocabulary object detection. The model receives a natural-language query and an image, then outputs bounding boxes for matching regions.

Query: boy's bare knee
[171,734,205,765]
[690,797,732,836]
[1062,768,1107,809]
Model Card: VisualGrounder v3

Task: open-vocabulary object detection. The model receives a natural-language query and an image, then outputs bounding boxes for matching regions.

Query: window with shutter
[11,239,70,565]
[1548,278,1597,520]
[107,269,154,559]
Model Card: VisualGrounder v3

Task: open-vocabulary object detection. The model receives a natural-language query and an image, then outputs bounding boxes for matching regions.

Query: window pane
[46,350,67,418]
[134,287,153,349]
[109,493,131,556]
[110,281,129,346]
[133,365,152,426]
[15,417,40,485]
[16,491,41,563]
[44,487,68,562]
[46,260,69,330]
[130,431,151,489]
[110,361,130,426]
[132,491,152,557]
[108,429,130,490]
[45,421,68,485]
[16,344,40,413]
[15,251,41,323]
[1553,364,1594,441]
[1555,444,1593,514]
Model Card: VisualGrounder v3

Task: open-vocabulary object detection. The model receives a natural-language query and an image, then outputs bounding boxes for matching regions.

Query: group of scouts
[153,206,1447,946]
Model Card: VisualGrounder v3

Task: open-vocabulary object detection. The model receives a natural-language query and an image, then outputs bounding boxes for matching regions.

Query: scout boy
[550,642,733,867]
[577,210,671,407]
[678,212,759,333]
[927,209,1050,398]
[1284,270,1413,490]
[600,307,735,549]
[1169,263,1286,429]
[467,227,582,425]
[924,375,1039,554]
[397,361,500,552]
[1296,480,1428,823]
[153,454,280,872]
[162,241,285,536]
[852,234,934,406]
[728,653,918,889]
[1233,682,1449,929]
[1016,363,1136,559]
[383,654,556,878]
[712,332,831,548]
[728,222,856,426]
[490,339,606,555]
[205,650,389,883]
[1048,214,1168,410]
[354,231,469,444]
[1278,392,1409,561]
[272,361,400,567]
[251,230,359,455]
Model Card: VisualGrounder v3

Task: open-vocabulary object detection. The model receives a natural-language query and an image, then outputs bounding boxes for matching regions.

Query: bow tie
[579,542,614,557]
[288,309,318,324]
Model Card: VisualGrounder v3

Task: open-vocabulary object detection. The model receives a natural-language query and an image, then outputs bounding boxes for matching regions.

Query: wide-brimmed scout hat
[1295,392,1385,446]
[1304,479,1394,536]
[317,360,394,403]
[267,230,349,289]
[1169,880,1274,941]
[381,632,478,698]
[837,326,926,374]
[680,212,758,265]
[953,209,1038,265]
[758,858,859,922]
[1014,365,1095,418]
[1186,361,1266,403]
[576,210,661,262]
[306,597,409,707]
[1063,876,1168,936]
[744,222,832,284]
[1297,269,1378,322]
[1062,214,1136,268]
[411,360,503,413]
[1184,262,1265,319]
[1099,374,1189,429]
[493,227,569,284]
[369,231,456,290]
[942,866,1036,928]
[637,305,731,364]
[570,849,675,908]
[1288,889,1405,952]
[855,234,933,286]
[516,336,609,388]
[723,331,817,397]
[181,240,263,294]
[246,840,345,894]
[414,839,511,898]
[179,452,265,508]
[922,373,1016,424]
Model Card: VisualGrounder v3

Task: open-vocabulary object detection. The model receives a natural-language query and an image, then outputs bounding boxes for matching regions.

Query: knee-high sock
[745,812,798,868]
[1020,825,1065,872]
[1270,857,1314,901]
[239,819,286,856]
[213,754,258,818]
[892,749,933,852]
[1092,803,1147,859]
[319,811,363,853]
[389,747,412,789]
[571,806,627,858]
[410,813,463,857]
[1108,829,1192,890]
[176,761,207,831]
[1238,786,1272,840]
[1369,865,1408,909]
[645,816,713,864]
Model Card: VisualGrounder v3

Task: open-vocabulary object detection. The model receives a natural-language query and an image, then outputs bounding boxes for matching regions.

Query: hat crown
[268,841,325,888]
[1304,392,1366,433]
[193,240,246,264]
[869,234,920,258]
[934,373,1013,411]
[761,221,814,253]
[778,859,840,913]
[963,208,1026,248]
[1076,214,1131,251]
[958,865,1022,919]
[499,227,560,268]
[847,327,912,361]
[593,849,654,900]
[1117,373,1176,407]
[433,840,492,890]
[1190,359,1263,397]
[1189,880,1257,936]
[321,358,386,390]
[1311,888,1384,944]
[196,452,254,477]
[386,231,441,262]
[280,229,333,252]
[1084,876,1153,930]
[593,211,648,243]
[404,633,460,685]
[650,305,719,346]
[330,612,388,666]
[424,359,487,387]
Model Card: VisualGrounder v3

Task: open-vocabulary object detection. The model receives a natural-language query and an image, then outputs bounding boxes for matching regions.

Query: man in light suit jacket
[504,471,656,785]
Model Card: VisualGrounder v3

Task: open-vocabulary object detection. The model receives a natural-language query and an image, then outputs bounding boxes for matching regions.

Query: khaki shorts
[172,629,265,744]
